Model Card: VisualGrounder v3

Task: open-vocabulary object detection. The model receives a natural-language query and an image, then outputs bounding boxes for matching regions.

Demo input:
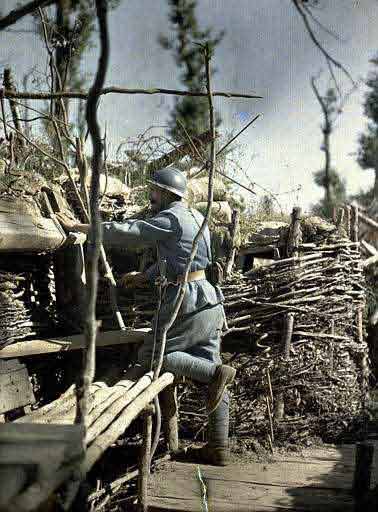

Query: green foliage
[358,125,378,171]
[357,56,378,189]
[158,0,225,143]
[311,167,346,218]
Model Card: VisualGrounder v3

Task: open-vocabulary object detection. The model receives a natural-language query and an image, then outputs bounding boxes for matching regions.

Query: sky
[1,0,378,214]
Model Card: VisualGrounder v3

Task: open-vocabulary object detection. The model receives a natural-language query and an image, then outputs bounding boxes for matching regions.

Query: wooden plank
[148,461,355,511]
[150,461,354,491]
[0,328,150,358]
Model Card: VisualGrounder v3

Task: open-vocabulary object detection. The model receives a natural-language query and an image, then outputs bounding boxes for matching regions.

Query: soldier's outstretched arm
[101,213,177,248]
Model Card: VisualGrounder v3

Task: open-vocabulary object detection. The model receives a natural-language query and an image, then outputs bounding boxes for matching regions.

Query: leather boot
[172,443,231,466]
[207,364,236,415]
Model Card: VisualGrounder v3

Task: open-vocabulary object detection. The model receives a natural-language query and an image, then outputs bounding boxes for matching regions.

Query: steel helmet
[147,166,187,198]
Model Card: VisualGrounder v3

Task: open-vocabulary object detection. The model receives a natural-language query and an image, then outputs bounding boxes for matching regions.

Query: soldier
[57,166,236,466]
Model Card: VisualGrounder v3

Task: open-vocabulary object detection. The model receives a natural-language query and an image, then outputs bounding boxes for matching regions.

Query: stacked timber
[0,255,57,350]
[1,369,174,512]
[178,210,371,447]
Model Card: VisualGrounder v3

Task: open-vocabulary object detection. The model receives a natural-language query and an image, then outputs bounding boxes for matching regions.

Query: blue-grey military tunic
[102,200,226,368]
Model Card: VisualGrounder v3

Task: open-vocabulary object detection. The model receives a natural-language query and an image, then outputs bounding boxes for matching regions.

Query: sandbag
[187,177,227,203]
[195,201,232,224]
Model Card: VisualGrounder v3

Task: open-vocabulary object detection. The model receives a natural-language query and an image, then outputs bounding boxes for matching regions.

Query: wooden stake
[275,312,294,420]
[138,407,153,512]
[332,206,337,224]
[159,384,179,453]
[345,205,351,239]
[283,312,295,359]
[266,395,274,446]
[351,204,359,242]
[353,442,374,499]
[286,207,302,258]
[337,207,344,229]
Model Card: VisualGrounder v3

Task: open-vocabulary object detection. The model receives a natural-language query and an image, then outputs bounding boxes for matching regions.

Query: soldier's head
[147,167,187,213]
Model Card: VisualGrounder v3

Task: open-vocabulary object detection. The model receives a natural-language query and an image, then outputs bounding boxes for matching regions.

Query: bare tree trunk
[3,68,24,151]
[323,121,331,206]
[374,167,378,199]
[54,1,70,121]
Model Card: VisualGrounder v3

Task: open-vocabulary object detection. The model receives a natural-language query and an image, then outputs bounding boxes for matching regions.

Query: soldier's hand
[118,271,149,289]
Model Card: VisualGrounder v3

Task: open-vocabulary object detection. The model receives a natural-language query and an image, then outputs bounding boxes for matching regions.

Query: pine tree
[158,0,225,144]
[358,56,378,198]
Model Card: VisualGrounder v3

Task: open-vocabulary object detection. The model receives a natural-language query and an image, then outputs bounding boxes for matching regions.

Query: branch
[291,0,355,90]
[3,87,262,101]
[310,76,328,123]
[75,0,109,433]
[0,0,56,30]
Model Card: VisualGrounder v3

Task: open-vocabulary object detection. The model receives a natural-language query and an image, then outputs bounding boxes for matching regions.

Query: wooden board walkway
[147,442,378,511]
[0,328,149,358]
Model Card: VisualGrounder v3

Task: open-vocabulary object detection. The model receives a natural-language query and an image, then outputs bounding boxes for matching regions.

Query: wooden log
[352,442,374,499]
[0,328,149,358]
[0,197,66,253]
[159,384,179,453]
[138,407,153,512]
[86,373,155,445]
[82,372,174,473]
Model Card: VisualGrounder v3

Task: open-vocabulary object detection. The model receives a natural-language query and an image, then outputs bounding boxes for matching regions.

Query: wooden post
[336,207,345,229]
[286,207,302,258]
[275,312,294,420]
[225,209,240,278]
[353,442,374,500]
[345,205,351,239]
[351,204,359,242]
[159,384,179,453]
[138,405,154,512]
[332,206,337,224]
[284,312,294,359]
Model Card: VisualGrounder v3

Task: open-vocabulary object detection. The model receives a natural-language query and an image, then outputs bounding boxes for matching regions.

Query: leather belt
[175,269,206,284]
